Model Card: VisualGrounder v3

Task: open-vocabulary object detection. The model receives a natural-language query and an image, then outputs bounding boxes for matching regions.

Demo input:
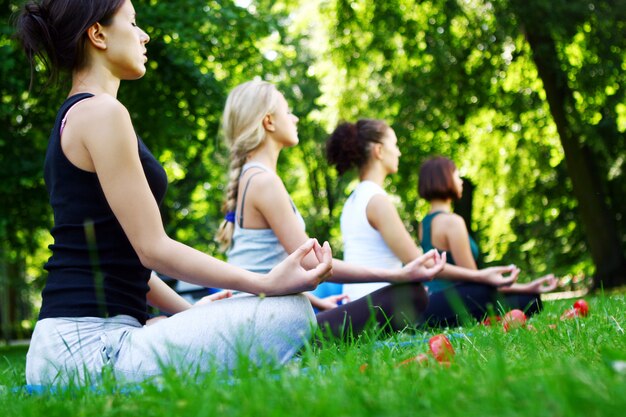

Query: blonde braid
[215,80,280,251]
[216,151,246,251]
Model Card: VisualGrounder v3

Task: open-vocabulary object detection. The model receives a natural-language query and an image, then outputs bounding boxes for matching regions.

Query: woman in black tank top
[15,0,332,385]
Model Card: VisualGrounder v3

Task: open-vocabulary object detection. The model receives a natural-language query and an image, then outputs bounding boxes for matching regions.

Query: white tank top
[341,181,402,300]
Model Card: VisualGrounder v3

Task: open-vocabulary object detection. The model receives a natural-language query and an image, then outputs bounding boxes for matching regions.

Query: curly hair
[326,119,389,175]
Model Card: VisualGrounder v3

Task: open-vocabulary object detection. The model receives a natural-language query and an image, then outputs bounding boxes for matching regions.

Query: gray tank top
[226,162,305,273]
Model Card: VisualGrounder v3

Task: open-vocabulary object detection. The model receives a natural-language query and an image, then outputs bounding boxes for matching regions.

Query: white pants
[26,294,315,385]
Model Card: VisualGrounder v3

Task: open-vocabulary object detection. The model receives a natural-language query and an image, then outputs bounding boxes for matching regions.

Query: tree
[504,0,626,287]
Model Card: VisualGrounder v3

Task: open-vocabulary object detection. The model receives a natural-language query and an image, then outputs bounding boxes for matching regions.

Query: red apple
[429,334,455,363]
[481,315,502,326]
[573,299,589,317]
[503,309,527,332]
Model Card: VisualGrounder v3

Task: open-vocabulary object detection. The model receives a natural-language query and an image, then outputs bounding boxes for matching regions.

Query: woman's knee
[386,283,429,311]
[262,294,317,336]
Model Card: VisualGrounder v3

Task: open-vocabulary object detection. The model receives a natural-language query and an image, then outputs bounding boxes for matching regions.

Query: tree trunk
[519,18,626,288]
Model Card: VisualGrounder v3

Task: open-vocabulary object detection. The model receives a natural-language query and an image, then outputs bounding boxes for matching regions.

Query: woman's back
[341,181,402,300]
[419,211,480,266]
[226,162,305,274]
[41,93,167,324]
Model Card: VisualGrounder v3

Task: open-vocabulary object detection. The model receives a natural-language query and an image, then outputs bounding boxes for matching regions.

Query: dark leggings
[423,282,542,327]
[315,282,542,337]
[315,283,429,339]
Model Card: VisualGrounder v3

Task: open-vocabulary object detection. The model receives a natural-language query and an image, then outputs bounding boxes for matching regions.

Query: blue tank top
[420,211,480,294]
[39,93,168,324]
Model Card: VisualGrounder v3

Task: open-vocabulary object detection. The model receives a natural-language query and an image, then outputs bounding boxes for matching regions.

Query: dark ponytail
[14,0,125,88]
[326,119,389,175]
[15,2,55,87]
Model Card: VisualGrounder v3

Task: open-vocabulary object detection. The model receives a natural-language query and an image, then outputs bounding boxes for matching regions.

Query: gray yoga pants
[26,294,315,385]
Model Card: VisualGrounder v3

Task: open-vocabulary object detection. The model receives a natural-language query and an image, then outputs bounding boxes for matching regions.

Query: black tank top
[39,93,168,324]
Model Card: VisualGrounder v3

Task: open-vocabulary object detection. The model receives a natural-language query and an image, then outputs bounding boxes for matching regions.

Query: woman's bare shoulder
[436,212,468,231]
[68,93,131,132]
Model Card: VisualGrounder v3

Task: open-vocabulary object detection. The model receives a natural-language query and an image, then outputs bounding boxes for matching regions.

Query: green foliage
[1,1,65,339]
[320,0,626,280]
[0,4,55,254]
[126,0,279,254]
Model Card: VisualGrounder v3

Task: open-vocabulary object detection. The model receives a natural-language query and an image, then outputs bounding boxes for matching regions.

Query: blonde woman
[216,80,445,337]
[326,120,557,327]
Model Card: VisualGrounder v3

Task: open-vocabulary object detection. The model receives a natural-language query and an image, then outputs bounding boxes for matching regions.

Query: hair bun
[347,122,358,141]
[25,2,47,19]
[326,121,365,175]
[326,118,389,175]
[335,121,358,143]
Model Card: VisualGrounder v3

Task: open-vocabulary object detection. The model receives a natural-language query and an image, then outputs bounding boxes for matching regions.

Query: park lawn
[0,294,624,417]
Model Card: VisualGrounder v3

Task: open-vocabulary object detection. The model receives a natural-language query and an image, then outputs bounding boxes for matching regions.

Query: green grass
[1,294,625,417]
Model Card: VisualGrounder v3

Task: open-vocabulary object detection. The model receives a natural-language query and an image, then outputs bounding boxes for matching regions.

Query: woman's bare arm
[146,272,191,314]
[67,95,330,296]
[367,195,517,286]
[250,174,444,283]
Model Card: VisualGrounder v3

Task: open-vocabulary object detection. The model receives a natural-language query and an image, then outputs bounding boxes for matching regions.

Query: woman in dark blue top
[15,0,331,385]
[418,156,558,326]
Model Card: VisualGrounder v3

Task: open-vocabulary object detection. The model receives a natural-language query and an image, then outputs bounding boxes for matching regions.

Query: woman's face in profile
[453,169,463,199]
[268,92,299,147]
[380,128,401,174]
